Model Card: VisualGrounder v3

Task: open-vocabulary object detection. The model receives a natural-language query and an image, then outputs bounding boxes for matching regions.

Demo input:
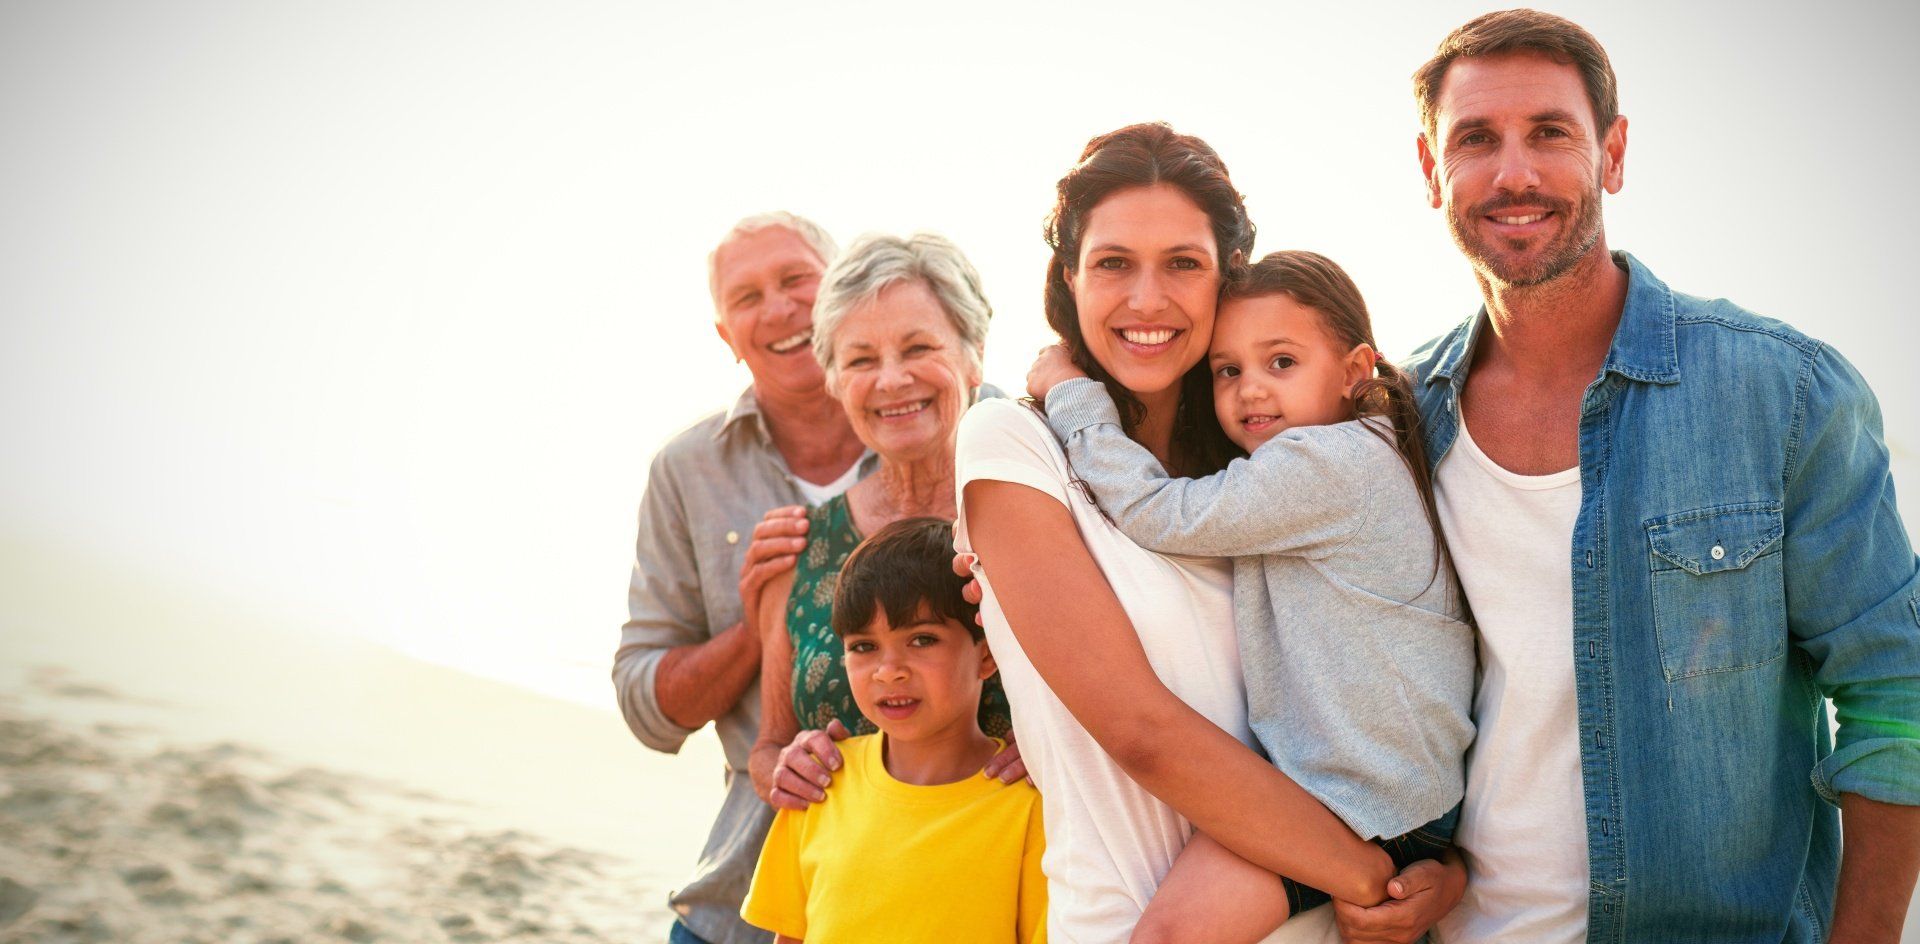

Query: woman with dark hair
[955,123,1398,942]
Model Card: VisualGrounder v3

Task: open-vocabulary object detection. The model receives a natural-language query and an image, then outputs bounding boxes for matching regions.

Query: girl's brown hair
[1042,122,1252,476]
[1224,251,1456,594]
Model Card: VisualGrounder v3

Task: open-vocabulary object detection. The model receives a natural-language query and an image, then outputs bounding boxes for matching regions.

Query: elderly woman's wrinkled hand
[740,505,809,626]
[768,719,851,811]
[1026,343,1087,402]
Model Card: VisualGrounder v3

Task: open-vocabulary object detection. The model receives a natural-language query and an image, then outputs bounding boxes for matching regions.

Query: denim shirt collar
[1424,251,1682,389]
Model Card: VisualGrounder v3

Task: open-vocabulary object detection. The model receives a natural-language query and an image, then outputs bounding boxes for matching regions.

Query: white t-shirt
[1432,417,1587,944]
[792,459,864,507]
[953,399,1336,944]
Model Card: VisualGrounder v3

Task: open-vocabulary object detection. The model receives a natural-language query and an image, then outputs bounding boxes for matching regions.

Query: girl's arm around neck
[963,478,1394,904]
[1043,379,1372,559]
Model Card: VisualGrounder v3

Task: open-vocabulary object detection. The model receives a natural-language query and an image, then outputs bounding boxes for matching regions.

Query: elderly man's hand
[1332,854,1466,943]
[740,505,809,626]
[768,720,850,810]
[1026,343,1088,402]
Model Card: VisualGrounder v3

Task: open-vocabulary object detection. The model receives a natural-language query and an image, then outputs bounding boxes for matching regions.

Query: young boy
[740,517,1047,944]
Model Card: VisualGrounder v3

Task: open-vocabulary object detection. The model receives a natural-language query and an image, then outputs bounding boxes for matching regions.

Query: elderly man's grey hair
[706,211,839,315]
[811,232,992,388]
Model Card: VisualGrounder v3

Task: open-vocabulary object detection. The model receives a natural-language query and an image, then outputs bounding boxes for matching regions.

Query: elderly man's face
[713,226,829,400]
[1419,51,1625,288]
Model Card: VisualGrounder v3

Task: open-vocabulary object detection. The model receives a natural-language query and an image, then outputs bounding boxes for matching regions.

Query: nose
[1127,268,1171,316]
[875,355,912,392]
[873,657,907,683]
[1491,139,1542,196]
[1238,376,1270,403]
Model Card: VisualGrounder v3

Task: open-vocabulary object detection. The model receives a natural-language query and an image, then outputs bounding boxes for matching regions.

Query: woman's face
[1069,183,1222,401]
[829,279,982,464]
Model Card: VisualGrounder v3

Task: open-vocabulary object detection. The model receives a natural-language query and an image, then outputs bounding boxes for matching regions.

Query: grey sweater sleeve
[1042,377,1373,559]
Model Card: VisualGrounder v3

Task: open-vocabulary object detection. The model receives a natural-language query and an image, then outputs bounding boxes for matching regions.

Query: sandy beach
[0,533,719,942]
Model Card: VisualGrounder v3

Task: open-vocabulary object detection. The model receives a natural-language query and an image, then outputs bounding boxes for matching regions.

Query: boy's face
[1208,294,1372,453]
[842,604,996,743]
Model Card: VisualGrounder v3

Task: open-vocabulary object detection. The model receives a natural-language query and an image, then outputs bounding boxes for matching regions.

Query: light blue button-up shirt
[1405,252,1920,942]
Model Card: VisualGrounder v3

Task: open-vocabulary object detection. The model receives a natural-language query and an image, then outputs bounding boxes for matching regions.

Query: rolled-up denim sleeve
[1788,346,1920,806]
[612,450,707,755]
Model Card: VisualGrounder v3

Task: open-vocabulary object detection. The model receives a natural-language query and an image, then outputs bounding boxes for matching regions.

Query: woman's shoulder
[959,396,1049,438]
[956,399,1064,463]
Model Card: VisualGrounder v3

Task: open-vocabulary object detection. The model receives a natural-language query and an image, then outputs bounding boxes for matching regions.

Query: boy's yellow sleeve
[740,808,809,940]
[1017,800,1048,944]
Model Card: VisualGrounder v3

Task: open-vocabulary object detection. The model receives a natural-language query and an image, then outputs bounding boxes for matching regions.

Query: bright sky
[2,0,1915,710]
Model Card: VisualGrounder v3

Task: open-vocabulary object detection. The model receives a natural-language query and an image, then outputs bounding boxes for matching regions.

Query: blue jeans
[668,920,714,944]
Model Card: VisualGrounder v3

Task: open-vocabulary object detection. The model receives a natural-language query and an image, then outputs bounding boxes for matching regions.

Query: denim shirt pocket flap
[1646,502,1788,682]
[1648,503,1783,576]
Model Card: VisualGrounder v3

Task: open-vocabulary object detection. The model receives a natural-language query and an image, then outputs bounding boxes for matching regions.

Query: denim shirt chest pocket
[1646,501,1787,680]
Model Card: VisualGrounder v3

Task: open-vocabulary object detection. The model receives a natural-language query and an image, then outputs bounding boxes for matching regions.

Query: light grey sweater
[1045,377,1475,840]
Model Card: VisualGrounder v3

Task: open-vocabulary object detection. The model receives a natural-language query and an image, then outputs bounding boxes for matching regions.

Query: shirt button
[1710,545,1725,560]
[726,531,740,545]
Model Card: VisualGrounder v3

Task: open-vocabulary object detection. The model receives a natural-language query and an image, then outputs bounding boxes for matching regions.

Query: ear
[1417,133,1443,209]
[714,320,742,363]
[966,346,985,393]
[1601,115,1628,194]
[1344,342,1376,395]
[976,639,998,681]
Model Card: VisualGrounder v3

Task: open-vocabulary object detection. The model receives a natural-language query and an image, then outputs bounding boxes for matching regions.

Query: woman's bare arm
[965,479,1394,904]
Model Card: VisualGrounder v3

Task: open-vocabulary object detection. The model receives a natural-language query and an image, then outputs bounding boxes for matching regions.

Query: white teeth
[876,400,930,418]
[1493,213,1546,225]
[769,329,812,353]
[1243,415,1277,425]
[1120,328,1177,345]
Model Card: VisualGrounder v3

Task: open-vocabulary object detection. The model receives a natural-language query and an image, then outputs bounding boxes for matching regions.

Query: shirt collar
[1424,250,1680,388]
[715,385,767,442]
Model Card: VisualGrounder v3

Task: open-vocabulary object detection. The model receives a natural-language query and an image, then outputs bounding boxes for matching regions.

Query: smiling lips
[875,696,920,720]
[874,400,931,419]
[768,328,812,354]
[1114,326,1183,352]
[1240,414,1280,434]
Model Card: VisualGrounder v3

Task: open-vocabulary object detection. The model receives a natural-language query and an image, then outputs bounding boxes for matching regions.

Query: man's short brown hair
[1414,9,1619,138]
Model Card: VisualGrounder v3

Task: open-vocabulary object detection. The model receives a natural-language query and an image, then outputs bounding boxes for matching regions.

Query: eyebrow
[1451,109,1582,135]
[838,329,932,351]
[1087,243,1210,255]
[1211,337,1302,359]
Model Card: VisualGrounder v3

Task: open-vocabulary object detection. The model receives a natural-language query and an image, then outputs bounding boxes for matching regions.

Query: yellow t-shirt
[741,733,1047,944]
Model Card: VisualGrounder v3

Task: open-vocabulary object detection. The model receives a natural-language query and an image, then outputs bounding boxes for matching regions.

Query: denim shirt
[1403,252,1920,943]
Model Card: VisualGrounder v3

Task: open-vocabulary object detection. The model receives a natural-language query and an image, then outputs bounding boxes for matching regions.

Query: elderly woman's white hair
[810,232,992,388]
[706,211,838,312]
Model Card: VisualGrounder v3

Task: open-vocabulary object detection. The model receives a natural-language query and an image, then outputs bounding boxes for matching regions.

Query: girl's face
[1209,293,1374,453]
[1068,184,1222,403]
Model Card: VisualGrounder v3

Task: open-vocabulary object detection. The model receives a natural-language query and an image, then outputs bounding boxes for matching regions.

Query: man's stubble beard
[1447,176,1605,290]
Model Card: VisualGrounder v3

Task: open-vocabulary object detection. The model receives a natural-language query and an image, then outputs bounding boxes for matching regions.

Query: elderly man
[614,212,872,944]
[1382,10,1920,943]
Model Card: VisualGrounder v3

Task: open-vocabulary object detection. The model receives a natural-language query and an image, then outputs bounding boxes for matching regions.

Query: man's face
[712,226,829,400]
[1419,51,1626,288]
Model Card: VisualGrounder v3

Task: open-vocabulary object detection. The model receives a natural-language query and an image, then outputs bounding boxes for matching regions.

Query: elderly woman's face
[828,279,981,463]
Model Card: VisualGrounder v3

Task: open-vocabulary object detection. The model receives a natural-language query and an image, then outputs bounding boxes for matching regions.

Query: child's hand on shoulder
[1026,344,1087,402]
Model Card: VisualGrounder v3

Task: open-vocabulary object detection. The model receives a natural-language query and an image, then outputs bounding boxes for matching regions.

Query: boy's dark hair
[830,517,983,642]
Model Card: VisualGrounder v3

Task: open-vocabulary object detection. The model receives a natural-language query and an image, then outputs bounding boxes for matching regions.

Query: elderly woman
[746,232,1012,809]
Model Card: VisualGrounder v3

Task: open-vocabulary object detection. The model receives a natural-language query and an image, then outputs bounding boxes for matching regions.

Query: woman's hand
[982,730,1028,785]
[1331,851,1467,943]
[740,505,809,626]
[768,720,851,810]
[1026,344,1087,402]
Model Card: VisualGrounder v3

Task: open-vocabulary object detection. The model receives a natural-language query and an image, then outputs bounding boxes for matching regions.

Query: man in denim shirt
[1394,10,1920,943]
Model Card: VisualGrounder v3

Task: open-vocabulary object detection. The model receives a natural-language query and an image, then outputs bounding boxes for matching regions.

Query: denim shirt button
[1710,544,1725,560]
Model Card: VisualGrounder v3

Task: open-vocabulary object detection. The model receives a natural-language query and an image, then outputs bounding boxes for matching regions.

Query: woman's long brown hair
[1042,122,1252,476]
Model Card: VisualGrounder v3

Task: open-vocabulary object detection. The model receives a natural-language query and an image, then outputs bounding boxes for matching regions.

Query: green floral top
[785,494,1012,738]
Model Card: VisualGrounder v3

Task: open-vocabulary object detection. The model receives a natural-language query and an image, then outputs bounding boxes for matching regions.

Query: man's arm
[1042,378,1369,558]
[1832,795,1920,943]
[1786,347,1920,938]
[612,454,803,749]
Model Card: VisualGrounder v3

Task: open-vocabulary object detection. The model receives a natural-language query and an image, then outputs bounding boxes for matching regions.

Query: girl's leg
[1130,832,1291,944]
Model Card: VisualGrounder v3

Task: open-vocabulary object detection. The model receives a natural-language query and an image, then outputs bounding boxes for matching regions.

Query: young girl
[1027,250,1476,941]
